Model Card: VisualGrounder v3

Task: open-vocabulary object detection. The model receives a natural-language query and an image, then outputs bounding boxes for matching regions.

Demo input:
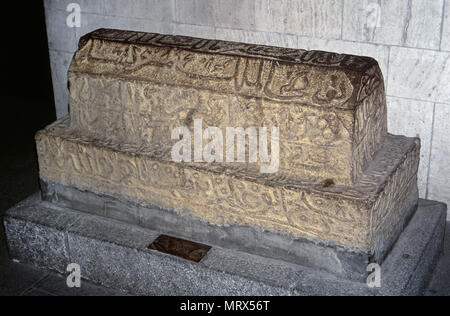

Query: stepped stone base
[39,179,416,281]
[2,194,446,296]
[36,117,420,273]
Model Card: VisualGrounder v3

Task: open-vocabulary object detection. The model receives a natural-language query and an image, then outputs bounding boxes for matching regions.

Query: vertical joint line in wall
[171,0,177,25]
[252,0,256,31]
[425,103,437,200]
[401,0,413,46]
[340,0,345,40]
[439,0,447,51]
[385,46,391,92]
[213,0,218,43]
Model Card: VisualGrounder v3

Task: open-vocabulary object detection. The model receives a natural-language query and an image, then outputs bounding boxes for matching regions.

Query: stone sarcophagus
[66,29,387,186]
[35,29,420,280]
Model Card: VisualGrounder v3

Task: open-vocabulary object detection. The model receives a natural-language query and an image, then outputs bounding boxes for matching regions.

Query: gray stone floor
[425,224,450,296]
[0,145,448,296]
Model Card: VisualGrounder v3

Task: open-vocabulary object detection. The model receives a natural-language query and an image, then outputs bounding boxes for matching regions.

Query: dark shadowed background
[0,1,55,211]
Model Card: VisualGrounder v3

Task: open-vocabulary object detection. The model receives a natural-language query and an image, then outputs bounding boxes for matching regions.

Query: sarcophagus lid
[68,29,387,185]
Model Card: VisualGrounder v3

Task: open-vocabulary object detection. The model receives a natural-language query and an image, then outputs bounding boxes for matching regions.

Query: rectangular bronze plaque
[148,235,212,263]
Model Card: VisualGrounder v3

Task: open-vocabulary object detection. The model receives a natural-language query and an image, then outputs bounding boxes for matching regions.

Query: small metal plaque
[148,235,212,263]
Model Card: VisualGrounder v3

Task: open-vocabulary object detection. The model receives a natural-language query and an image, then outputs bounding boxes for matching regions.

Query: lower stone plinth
[36,117,421,274]
[39,179,415,282]
[2,194,447,296]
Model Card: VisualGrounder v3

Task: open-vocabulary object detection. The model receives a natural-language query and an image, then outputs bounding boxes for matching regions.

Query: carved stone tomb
[3,29,447,295]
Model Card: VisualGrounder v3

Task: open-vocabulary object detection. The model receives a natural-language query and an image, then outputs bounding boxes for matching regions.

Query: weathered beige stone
[36,117,418,255]
[36,29,419,259]
[67,29,387,185]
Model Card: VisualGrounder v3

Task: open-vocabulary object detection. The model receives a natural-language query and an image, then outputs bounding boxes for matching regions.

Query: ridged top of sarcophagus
[71,28,384,111]
[67,29,388,185]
